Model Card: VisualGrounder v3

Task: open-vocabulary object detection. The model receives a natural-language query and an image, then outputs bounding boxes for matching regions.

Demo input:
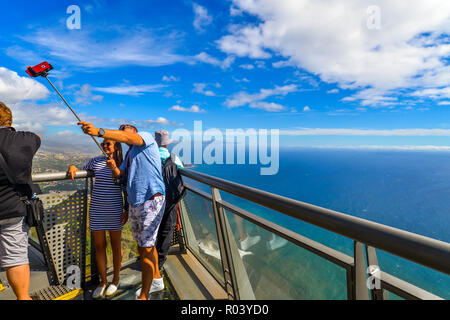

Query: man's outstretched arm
[78,121,144,146]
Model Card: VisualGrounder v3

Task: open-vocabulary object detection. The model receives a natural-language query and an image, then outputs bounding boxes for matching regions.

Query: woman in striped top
[67,139,126,298]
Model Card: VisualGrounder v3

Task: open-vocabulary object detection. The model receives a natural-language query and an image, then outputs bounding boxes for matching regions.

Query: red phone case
[26,62,53,77]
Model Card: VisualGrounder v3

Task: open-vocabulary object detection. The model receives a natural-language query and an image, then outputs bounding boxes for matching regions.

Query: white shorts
[128,196,165,248]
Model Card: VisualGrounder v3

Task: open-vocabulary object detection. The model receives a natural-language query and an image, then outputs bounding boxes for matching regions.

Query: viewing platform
[0,168,449,300]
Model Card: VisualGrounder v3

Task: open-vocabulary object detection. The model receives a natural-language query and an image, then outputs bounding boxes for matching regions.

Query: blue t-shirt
[120,132,165,207]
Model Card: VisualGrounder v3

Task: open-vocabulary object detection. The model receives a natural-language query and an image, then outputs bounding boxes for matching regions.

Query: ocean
[182,148,450,299]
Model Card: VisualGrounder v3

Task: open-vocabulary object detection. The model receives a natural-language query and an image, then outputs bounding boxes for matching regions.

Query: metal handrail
[180,168,450,276]
[32,170,94,183]
[31,169,449,299]
[32,169,450,274]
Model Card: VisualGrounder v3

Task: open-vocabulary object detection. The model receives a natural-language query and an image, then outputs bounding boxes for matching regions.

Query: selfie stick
[26,62,108,158]
[45,78,109,158]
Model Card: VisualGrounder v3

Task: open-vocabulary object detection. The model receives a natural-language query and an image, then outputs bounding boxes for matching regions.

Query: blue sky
[1,0,450,152]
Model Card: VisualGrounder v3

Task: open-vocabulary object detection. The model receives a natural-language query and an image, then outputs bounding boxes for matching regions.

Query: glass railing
[178,169,450,300]
[29,169,450,300]
[222,208,348,299]
[179,189,225,285]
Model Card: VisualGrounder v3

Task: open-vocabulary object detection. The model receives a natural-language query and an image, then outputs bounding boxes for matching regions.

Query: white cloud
[5,46,44,65]
[233,77,250,83]
[56,130,81,137]
[272,60,295,68]
[230,5,243,16]
[219,0,450,106]
[16,28,189,69]
[92,84,166,96]
[224,84,297,109]
[249,101,286,112]
[95,115,184,130]
[75,84,103,105]
[169,105,206,113]
[149,117,171,125]
[218,25,271,59]
[8,102,78,132]
[239,64,254,70]
[303,106,311,112]
[194,52,220,65]
[0,67,49,104]
[221,55,236,69]
[327,89,339,94]
[411,87,450,99]
[193,83,216,96]
[5,100,184,150]
[145,117,183,127]
[193,3,213,32]
[104,116,183,129]
[342,88,399,107]
[162,75,180,82]
[194,52,235,69]
[255,61,266,69]
[11,27,235,71]
[39,130,99,154]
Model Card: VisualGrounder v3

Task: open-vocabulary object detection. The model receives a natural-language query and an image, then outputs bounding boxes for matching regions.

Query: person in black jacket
[0,102,41,300]
[155,129,183,271]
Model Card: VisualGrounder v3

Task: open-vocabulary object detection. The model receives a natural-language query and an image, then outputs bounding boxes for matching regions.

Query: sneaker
[150,277,164,293]
[135,277,165,299]
[105,283,119,297]
[240,235,260,251]
[92,285,106,299]
[134,288,148,300]
[267,235,288,251]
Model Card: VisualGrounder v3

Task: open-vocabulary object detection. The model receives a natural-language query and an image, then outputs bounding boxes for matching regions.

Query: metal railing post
[177,199,200,254]
[354,241,369,300]
[175,204,186,253]
[366,246,387,300]
[89,231,100,285]
[211,187,239,300]
[346,267,354,300]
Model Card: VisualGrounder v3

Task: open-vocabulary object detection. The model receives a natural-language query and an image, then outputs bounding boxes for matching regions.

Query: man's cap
[155,129,173,146]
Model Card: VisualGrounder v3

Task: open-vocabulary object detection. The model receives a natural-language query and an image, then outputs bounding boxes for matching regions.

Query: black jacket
[0,127,40,220]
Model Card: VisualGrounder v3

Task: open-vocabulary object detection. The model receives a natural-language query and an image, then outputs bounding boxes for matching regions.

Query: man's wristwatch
[98,128,105,137]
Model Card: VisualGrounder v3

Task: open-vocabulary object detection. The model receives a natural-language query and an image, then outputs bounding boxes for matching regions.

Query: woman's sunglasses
[119,124,137,132]
[101,142,113,147]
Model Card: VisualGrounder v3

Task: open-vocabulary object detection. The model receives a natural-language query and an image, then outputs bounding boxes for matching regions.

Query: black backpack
[162,154,186,208]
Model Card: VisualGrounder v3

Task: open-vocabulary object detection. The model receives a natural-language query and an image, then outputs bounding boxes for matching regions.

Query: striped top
[83,156,123,231]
